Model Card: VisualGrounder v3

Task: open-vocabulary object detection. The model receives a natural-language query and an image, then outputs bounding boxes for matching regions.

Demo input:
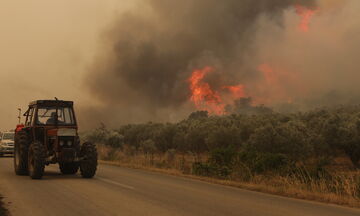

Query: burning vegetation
[188,67,225,115]
[188,67,247,115]
[187,62,304,115]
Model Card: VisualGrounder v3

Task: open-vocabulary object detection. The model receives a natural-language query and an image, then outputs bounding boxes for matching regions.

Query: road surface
[0,157,359,216]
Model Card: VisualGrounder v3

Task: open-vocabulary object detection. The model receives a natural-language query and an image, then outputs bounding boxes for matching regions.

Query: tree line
[84,105,360,178]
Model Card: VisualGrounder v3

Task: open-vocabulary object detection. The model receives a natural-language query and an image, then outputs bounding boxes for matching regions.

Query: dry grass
[98,145,360,208]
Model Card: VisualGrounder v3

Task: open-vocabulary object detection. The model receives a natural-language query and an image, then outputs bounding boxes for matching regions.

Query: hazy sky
[0,0,135,130]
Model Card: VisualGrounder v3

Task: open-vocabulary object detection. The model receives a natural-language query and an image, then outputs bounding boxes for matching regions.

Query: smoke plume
[85,0,360,126]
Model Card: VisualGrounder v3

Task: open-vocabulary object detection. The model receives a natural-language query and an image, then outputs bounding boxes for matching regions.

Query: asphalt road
[0,157,359,216]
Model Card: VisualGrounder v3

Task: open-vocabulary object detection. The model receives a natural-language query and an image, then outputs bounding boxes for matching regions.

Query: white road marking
[97,177,135,190]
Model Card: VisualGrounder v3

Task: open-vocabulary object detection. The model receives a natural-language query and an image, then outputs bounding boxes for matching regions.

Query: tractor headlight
[67,140,72,147]
[59,140,65,146]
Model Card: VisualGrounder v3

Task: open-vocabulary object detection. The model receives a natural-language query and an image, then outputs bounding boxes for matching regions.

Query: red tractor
[14,100,97,179]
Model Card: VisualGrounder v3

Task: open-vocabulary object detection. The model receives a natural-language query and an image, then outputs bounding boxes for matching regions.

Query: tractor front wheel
[80,142,97,178]
[28,141,45,179]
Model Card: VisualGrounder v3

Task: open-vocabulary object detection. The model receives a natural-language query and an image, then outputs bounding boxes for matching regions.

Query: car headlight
[67,140,72,147]
[59,140,65,146]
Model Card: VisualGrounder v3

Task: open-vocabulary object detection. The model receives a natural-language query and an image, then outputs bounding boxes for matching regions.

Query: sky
[0,0,135,130]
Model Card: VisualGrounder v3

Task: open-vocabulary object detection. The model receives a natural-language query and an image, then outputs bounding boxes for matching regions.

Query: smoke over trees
[84,0,360,126]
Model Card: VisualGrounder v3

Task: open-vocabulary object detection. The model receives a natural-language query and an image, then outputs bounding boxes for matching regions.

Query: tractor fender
[15,124,24,133]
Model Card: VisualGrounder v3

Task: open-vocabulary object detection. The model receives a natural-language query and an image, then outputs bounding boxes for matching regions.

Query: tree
[140,139,157,164]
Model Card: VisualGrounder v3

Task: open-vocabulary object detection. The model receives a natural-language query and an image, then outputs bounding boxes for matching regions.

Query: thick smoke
[252,0,360,110]
[85,0,317,126]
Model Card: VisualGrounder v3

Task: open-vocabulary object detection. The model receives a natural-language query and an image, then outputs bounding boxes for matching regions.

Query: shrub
[209,147,237,168]
[192,162,216,177]
[106,131,124,148]
[238,151,289,174]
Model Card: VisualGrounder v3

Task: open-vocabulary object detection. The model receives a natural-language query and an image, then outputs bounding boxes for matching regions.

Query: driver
[46,112,57,125]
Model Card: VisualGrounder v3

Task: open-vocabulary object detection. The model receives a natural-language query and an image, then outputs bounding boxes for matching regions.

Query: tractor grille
[58,148,76,163]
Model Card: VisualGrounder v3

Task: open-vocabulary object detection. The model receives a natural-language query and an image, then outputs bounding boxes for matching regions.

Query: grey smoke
[84,0,316,126]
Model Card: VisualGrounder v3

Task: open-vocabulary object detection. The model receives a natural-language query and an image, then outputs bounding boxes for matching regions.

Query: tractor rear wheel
[14,131,29,175]
[28,141,45,179]
[59,162,79,175]
[80,142,97,178]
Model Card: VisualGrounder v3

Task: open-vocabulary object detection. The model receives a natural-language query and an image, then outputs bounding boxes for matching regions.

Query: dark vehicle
[14,100,97,179]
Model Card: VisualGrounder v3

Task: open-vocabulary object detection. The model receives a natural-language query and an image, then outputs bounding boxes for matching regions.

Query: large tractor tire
[14,131,29,175]
[59,162,79,175]
[28,141,46,179]
[80,142,97,178]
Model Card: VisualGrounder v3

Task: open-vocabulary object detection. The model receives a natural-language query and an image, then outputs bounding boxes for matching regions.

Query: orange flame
[188,64,304,114]
[188,67,225,115]
[295,5,317,32]
[223,85,246,99]
[188,67,247,115]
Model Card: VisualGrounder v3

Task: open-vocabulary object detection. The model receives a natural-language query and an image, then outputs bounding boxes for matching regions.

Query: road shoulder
[99,160,360,209]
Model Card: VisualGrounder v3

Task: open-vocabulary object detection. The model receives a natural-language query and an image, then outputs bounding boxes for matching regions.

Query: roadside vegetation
[82,105,360,207]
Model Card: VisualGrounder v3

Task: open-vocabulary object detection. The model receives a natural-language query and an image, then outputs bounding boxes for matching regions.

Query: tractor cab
[22,100,79,156]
